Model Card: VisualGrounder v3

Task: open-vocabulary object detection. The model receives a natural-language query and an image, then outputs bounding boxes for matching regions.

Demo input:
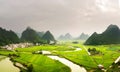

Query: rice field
[0,41,120,72]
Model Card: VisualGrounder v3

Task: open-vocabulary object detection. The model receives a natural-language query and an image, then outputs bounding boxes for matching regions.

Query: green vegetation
[52,43,120,71]
[21,27,56,44]
[0,47,71,72]
[21,27,42,43]
[42,31,56,44]
[85,24,120,45]
[0,27,19,46]
[0,27,56,45]
[14,53,70,72]
[15,45,75,52]
[0,49,17,56]
[88,48,101,55]
[0,41,120,72]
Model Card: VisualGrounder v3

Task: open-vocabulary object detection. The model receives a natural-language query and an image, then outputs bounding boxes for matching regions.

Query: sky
[0,0,120,37]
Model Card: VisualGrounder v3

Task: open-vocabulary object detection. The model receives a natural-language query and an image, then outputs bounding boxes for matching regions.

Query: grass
[15,45,75,52]
[0,42,120,72]
[0,49,17,56]
[13,53,70,72]
[0,48,71,72]
[53,43,120,71]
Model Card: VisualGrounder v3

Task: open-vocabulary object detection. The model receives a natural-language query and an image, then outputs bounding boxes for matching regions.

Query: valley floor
[0,41,120,72]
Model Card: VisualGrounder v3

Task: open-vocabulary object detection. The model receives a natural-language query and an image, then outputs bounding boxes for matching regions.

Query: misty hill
[37,31,44,37]
[77,33,89,40]
[58,33,73,40]
[42,31,56,44]
[84,24,120,45]
[21,27,41,43]
[16,33,21,38]
[0,27,19,46]
[58,35,64,40]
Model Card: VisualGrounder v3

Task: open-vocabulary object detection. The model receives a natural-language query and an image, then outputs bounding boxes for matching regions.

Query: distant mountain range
[0,27,56,46]
[21,27,56,44]
[84,24,120,45]
[37,31,45,38]
[77,33,89,40]
[58,33,73,40]
[58,33,89,40]
[1,24,120,45]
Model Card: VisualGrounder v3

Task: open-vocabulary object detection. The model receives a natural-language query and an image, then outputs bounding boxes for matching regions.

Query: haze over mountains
[1,0,120,37]
[1,24,120,45]
[85,24,120,45]
[77,33,89,40]
[58,33,89,40]
[58,33,73,40]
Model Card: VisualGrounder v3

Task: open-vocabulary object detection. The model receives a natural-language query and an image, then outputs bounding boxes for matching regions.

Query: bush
[88,48,101,55]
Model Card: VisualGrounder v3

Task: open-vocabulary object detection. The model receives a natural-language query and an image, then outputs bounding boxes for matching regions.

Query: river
[48,56,87,72]
[42,48,87,72]
[0,48,86,72]
[0,56,20,72]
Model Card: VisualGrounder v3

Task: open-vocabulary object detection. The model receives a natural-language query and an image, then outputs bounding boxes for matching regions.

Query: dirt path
[83,46,91,55]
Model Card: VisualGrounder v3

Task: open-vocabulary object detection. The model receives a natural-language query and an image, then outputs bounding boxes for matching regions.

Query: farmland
[0,41,120,72]
[54,43,120,71]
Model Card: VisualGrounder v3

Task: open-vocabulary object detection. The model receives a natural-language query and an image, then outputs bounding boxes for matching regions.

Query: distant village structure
[0,26,57,51]
[1,43,33,50]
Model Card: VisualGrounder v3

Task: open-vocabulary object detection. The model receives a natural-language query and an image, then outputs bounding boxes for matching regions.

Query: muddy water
[0,56,20,72]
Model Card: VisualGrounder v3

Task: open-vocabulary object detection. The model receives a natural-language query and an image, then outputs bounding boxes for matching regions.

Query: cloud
[96,0,120,12]
[0,0,120,37]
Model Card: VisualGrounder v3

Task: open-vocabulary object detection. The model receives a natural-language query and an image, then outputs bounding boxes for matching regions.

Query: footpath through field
[83,46,91,55]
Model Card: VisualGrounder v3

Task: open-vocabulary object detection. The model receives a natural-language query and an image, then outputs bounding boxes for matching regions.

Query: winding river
[0,48,86,72]
[48,56,87,72]
[43,48,87,72]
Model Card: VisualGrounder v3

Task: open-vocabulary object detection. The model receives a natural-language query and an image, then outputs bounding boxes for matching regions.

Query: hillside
[84,24,120,45]
[21,27,41,43]
[42,31,56,44]
[0,27,19,46]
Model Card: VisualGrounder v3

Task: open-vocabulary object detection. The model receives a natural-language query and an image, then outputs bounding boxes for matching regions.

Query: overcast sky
[0,0,120,37]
